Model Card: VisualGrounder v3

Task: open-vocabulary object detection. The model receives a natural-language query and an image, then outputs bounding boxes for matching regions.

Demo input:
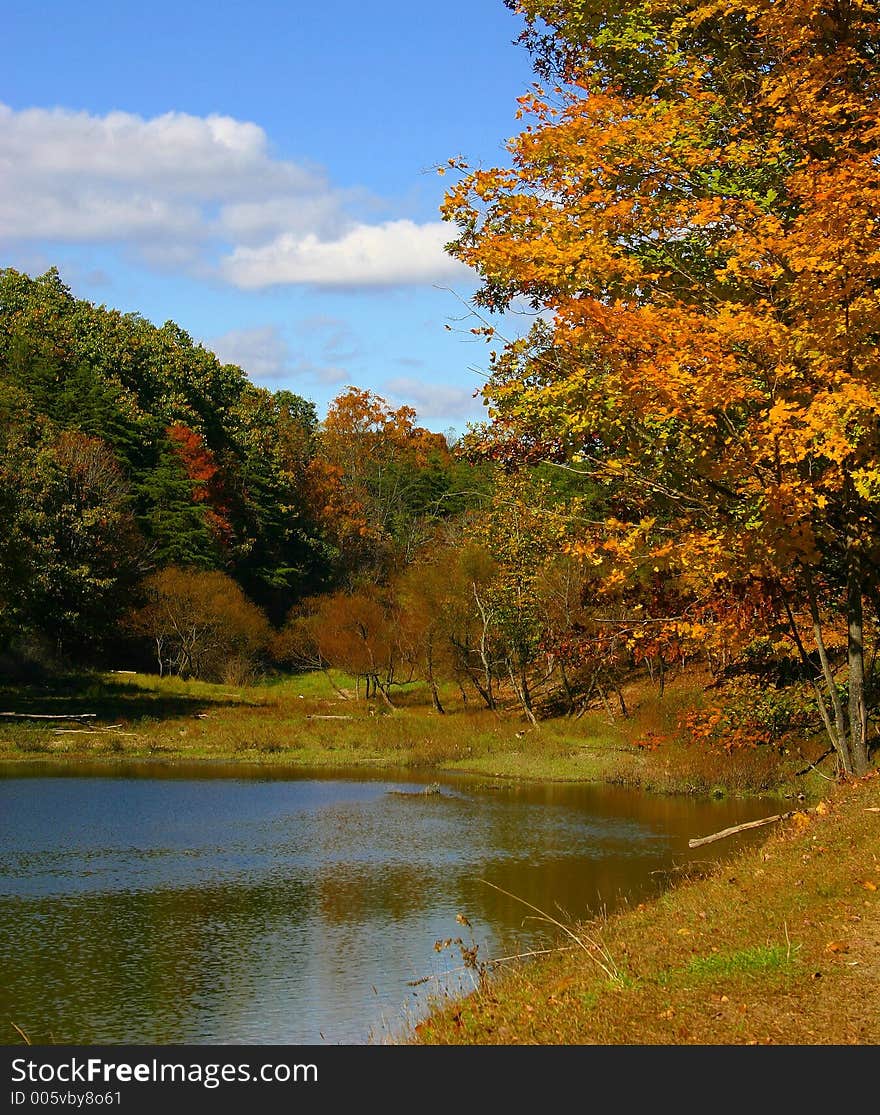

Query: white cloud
[220,220,467,289]
[219,196,349,243]
[208,325,292,382]
[0,102,468,288]
[383,376,485,422]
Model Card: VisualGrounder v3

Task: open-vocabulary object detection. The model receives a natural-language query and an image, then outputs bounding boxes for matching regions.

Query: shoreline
[3,669,875,1045]
[0,668,828,800]
[412,772,880,1045]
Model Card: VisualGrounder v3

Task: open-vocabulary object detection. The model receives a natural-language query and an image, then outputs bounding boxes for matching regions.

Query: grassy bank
[413,772,880,1044]
[0,668,833,798]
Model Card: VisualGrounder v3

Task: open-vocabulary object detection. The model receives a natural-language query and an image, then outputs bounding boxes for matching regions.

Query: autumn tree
[443,0,880,774]
[277,589,402,704]
[127,568,269,680]
[395,543,493,714]
[308,387,469,582]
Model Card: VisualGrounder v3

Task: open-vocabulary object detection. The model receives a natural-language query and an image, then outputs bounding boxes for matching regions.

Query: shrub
[126,567,270,681]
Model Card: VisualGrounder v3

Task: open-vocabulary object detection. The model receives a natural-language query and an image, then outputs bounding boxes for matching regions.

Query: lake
[0,761,785,1044]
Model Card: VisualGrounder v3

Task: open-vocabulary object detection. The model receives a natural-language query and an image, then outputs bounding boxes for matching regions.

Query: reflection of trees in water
[0,778,784,1042]
[452,853,667,958]
[0,879,315,1043]
[315,863,444,925]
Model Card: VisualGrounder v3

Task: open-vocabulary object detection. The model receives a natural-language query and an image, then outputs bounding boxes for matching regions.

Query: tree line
[0,267,484,673]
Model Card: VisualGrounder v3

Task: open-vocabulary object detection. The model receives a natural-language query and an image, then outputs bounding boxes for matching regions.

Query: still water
[0,762,784,1044]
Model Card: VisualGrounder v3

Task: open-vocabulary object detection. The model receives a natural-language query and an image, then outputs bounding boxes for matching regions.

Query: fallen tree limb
[795,746,836,779]
[306,714,354,720]
[52,725,126,735]
[688,811,796,849]
[0,712,97,721]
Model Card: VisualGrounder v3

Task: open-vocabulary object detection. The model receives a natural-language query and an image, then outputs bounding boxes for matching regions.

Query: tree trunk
[559,661,576,717]
[781,592,843,763]
[804,567,853,774]
[508,659,538,726]
[846,538,870,776]
[374,676,396,709]
[425,639,445,714]
[472,584,497,709]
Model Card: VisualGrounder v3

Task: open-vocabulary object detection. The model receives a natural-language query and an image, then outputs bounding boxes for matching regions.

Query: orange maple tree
[443,0,880,774]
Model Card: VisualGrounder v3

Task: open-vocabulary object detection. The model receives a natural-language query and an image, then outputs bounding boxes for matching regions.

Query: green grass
[0,666,827,797]
[683,944,793,980]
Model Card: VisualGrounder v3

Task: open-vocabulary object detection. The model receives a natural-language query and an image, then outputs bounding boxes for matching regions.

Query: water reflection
[0,765,784,1044]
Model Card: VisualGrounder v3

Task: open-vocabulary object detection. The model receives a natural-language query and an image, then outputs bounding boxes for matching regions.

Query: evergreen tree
[138,435,217,569]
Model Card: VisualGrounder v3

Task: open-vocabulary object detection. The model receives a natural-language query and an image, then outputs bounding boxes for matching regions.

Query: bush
[126,567,270,681]
[681,681,814,752]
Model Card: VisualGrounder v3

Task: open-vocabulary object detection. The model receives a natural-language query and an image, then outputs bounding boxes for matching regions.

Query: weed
[477,878,625,986]
[434,913,492,993]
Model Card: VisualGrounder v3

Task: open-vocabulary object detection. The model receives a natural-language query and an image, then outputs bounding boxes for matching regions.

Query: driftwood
[388,783,441,798]
[688,811,796,849]
[0,712,97,721]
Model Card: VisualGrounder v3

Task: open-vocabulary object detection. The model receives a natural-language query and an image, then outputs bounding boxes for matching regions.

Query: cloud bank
[222,220,463,289]
[0,103,467,289]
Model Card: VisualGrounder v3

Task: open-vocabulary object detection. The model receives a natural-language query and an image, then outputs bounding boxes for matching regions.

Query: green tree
[138,433,218,569]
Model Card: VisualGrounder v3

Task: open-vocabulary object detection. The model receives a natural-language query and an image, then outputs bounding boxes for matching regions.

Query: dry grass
[412,773,880,1044]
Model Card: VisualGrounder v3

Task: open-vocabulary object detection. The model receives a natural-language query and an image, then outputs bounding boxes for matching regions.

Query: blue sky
[1,0,536,432]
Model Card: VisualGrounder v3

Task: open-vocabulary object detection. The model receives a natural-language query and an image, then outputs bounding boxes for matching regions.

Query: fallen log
[306,714,354,721]
[0,712,97,721]
[52,725,125,734]
[688,811,796,849]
